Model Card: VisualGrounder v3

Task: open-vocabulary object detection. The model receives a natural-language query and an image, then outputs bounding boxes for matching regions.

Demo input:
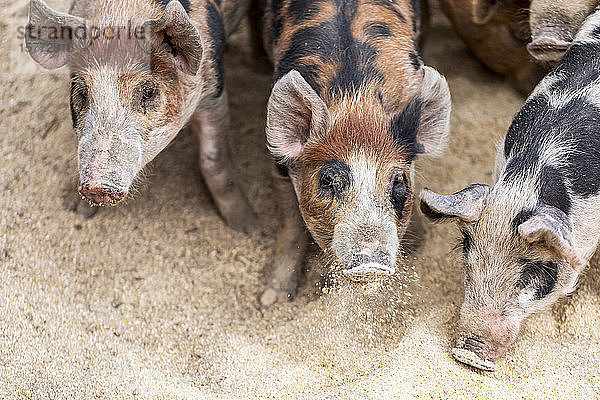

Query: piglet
[254,0,452,305]
[25,0,258,233]
[420,4,600,371]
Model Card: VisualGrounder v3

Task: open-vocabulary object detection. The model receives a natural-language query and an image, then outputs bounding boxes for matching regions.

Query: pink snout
[452,310,522,371]
[79,183,125,206]
[527,35,571,62]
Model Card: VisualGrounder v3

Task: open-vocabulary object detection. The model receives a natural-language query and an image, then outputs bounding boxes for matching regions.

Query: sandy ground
[1,1,600,398]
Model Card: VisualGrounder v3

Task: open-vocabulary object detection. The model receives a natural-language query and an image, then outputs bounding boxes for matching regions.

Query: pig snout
[452,309,522,372]
[79,182,126,206]
[452,336,499,372]
[342,248,396,279]
[527,27,572,62]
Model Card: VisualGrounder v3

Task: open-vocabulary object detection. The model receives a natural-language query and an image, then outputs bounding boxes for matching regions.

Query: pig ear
[413,66,452,156]
[26,0,87,69]
[472,0,499,24]
[518,204,584,267]
[140,1,203,75]
[419,184,491,223]
[266,70,330,164]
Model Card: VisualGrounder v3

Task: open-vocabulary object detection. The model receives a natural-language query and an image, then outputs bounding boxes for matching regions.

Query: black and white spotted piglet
[420,5,600,371]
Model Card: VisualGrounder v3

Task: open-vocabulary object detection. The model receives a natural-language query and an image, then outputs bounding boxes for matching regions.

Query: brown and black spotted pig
[255,0,452,305]
[25,0,259,233]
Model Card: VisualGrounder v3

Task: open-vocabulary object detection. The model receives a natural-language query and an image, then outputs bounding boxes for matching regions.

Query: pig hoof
[221,201,261,234]
[224,210,261,234]
[74,199,99,219]
[260,287,292,306]
[451,347,497,372]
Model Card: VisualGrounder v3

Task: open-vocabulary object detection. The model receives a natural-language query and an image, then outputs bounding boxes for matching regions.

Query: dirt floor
[1,1,600,398]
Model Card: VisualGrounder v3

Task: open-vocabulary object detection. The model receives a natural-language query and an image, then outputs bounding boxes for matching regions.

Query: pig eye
[390,173,409,218]
[70,78,88,126]
[136,80,160,113]
[318,159,351,199]
[70,80,88,110]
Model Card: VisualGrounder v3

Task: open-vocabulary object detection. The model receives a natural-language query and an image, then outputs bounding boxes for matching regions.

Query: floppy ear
[266,70,330,164]
[420,184,491,223]
[413,66,452,156]
[472,0,499,24]
[518,204,584,268]
[140,1,203,75]
[26,0,87,69]
[390,67,451,157]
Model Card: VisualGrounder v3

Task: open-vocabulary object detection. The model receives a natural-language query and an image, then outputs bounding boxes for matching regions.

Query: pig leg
[260,172,308,306]
[191,93,260,234]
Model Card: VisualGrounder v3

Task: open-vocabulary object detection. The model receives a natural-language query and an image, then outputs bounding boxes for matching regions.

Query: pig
[528,0,598,62]
[254,0,452,305]
[420,4,600,371]
[25,0,259,233]
[438,0,546,94]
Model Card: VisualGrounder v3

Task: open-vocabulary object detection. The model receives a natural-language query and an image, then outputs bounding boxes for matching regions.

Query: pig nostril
[462,336,485,353]
[79,184,125,206]
[452,336,497,372]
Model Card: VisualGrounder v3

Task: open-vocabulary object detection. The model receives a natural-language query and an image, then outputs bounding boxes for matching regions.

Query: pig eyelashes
[390,173,409,219]
[70,78,88,127]
[134,80,161,114]
[317,159,351,199]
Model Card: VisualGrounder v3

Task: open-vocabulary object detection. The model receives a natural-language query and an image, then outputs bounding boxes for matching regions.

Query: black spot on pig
[275,160,289,177]
[206,2,225,97]
[271,0,285,42]
[329,38,382,94]
[502,154,538,184]
[560,99,600,197]
[409,52,421,69]
[517,259,558,299]
[326,10,383,94]
[553,42,600,91]
[390,173,409,219]
[288,0,325,24]
[590,25,600,40]
[538,165,571,214]
[511,208,534,232]
[410,0,420,33]
[389,97,422,161]
[274,22,337,93]
[503,94,549,159]
[459,227,473,255]
[364,21,391,40]
[318,159,351,199]
[156,0,191,13]
[69,75,88,128]
[340,0,359,19]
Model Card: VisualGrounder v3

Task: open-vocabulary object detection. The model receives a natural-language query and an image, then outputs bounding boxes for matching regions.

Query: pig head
[26,0,204,206]
[267,67,451,279]
[420,185,583,371]
[528,0,599,62]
